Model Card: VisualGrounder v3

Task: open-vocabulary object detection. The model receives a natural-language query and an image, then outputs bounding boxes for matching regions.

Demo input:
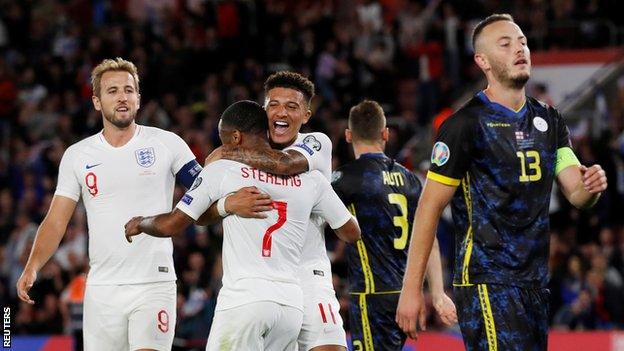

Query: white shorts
[298,284,347,350]
[206,301,303,351]
[83,281,176,351]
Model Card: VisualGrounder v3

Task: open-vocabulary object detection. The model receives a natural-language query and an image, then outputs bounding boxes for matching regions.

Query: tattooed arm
[220,145,309,176]
[124,209,193,242]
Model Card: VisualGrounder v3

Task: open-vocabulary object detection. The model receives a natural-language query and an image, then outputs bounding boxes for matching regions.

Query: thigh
[264,305,303,351]
[127,281,177,351]
[298,285,347,351]
[349,294,405,351]
[206,303,270,351]
[83,285,129,351]
[454,284,549,351]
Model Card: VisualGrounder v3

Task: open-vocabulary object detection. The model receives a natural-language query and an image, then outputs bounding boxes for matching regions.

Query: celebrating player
[332,100,456,350]
[16,58,202,351]
[124,100,361,350]
[396,14,608,350]
[208,71,352,351]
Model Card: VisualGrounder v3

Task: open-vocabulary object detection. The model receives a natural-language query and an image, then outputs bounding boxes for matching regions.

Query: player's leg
[205,302,274,351]
[349,293,405,351]
[127,281,176,351]
[298,284,347,351]
[263,304,303,350]
[455,284,549,351]
[83,284,130,351]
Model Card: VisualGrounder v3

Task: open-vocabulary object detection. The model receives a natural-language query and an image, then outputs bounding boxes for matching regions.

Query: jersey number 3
[388,193,409,250]
[262,201,287,257]
[517,150,542,182]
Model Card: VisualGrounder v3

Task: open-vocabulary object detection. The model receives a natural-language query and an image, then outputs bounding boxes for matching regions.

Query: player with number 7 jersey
[124,101,360,350]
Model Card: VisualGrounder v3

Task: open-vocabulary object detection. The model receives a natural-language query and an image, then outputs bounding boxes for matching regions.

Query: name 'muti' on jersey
[54,126,198,285]
[332,154,421,293]
[176,159,352,312]
[428,92,573,288]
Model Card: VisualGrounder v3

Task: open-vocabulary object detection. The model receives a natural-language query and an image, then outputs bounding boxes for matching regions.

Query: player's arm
[333,217,361,243]
[218,145,309,175]
[125,208,194,241]
[17,195,77,304]
[196,187,273,225]
[397,179,457,338]
[425,236,457,326]
[314,175,361,242]
[555,148,606,209]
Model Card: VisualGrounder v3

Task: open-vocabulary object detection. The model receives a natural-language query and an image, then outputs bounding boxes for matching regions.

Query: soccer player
[15,58,203,351]
[332,100,457,351]
[124,100,361,350]
[396,14,608,351]
[210,71,351,351]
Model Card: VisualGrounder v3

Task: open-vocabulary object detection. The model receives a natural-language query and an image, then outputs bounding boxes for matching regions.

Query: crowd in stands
[1,0,624,348]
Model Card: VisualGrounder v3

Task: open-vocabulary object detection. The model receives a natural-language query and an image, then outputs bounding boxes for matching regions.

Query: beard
[103,109,135,128]
[491,61,530,89]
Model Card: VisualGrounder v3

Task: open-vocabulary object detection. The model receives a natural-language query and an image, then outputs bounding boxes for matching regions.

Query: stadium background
[1,0,624,350]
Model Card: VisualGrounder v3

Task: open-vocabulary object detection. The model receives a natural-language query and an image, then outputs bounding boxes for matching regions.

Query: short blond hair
[91,58,140,97]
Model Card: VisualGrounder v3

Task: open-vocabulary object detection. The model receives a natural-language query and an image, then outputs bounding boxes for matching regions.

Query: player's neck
[483,83,526,113]
[242,134,271,149]
[353,142,384,159]
[102,122,137,147]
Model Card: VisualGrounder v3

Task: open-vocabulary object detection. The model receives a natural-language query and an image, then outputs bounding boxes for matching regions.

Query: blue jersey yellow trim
[427,171,461,186]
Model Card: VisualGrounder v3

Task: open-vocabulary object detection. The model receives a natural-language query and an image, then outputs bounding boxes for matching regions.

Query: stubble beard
[103,109,135,128]
[491,61,530,90]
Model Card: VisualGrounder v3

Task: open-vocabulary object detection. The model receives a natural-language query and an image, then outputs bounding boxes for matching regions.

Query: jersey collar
[359,152,387,159]
[477,91,527,118]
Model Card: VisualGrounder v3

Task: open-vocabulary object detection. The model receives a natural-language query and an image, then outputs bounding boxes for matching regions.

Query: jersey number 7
[262,201,287,257]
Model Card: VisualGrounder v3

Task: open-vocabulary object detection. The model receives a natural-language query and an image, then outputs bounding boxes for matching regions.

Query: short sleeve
[54,147,81,202]
[427,114,474,186]
[285,133,332,180]
[160,130,197,174]
[175,163,226,220]
[312,173,352,229]
[554,109,572,149]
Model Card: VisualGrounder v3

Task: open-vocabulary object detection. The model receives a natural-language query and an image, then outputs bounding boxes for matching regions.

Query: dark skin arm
[196,186,273,225]
[333,217,361,243]
[213,145,309,176]
[124,208,194,242]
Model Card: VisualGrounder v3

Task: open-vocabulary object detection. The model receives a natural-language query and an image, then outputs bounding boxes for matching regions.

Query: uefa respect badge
[431,142,450,166]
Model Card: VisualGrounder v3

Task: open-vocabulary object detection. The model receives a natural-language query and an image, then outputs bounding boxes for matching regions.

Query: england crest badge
[135,147,156,167]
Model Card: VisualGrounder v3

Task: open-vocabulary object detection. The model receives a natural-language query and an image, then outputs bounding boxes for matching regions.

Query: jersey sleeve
[175,162,226,220]
[427,113,474,186]
[54,146,81,202]
[160,130,198,174]
[312,173,352,229]
[330,169,347,201]
[554,109,573,149]
[553,109,580,175]
[285,132,332,179]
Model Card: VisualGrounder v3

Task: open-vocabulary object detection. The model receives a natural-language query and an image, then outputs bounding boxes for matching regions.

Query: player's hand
[226,187,273,219]
[16,268,37,304]
[432,291,458,326]
[580,164,607,193]
[396,286,427,340]
[204,147,223,166]
[124,216,144,243]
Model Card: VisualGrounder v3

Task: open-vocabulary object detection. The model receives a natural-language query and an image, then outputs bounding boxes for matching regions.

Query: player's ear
[474,52,490,71]
[92,95,101,111]
[381,127,389,142]
[136,93,141,110]
[345,129,353,144]
[302,108,311,125]
[231,130,242,145]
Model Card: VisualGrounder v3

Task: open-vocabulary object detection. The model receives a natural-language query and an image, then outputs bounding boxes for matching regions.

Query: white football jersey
[176,159,351,312]
[284,133,335,287]
[55,125,197,285]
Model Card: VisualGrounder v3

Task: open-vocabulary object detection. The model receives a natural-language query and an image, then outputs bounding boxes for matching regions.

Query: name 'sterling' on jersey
[241,167,302,187]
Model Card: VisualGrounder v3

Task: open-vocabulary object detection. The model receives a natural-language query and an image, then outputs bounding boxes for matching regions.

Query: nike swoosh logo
[85,163,102,169]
